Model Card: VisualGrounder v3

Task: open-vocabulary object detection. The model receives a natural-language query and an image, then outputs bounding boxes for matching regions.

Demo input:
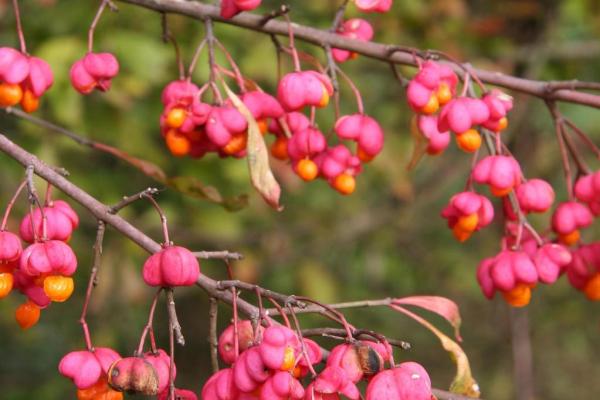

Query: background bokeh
[1,0,600,398]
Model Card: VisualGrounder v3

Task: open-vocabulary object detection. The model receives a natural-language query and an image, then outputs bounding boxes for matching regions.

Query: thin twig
[166,288,185,346]
[79,221,106,351]
[209,297,219,373]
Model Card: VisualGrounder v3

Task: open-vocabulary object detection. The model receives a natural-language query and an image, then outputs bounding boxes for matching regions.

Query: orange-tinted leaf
[391,304,480,398]
[393,296,462,341]
[222,80,282,210]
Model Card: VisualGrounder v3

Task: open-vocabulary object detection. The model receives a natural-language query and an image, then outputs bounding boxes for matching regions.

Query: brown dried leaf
[222,80,283,210]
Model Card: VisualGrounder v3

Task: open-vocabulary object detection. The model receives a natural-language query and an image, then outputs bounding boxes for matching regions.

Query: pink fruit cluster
[201,320,432,400]
[477,242,571,308]
[159,80,287,159]
[70,52,119,94]
[407,60,513,155]
[59,347,121,391]
[0,47,53,112]
[0,197,79,328]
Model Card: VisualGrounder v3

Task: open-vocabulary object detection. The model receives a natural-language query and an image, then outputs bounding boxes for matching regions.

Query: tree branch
[118,0,600,108]
[0,132,478,400]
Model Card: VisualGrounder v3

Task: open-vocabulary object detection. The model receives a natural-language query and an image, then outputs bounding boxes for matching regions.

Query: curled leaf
[393,296,462,341]
[222,80,283,210]
[391,304,480,398]
[406,116,428,170]
[92,142,247,210]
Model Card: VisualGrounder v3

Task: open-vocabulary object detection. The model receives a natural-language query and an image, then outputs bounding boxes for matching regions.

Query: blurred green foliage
[1,0,600,399]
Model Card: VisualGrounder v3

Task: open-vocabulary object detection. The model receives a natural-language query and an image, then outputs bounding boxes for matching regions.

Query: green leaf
[92,142,248,210]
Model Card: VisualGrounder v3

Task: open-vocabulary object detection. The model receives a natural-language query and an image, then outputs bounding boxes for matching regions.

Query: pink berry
[59,347,121,389]
[70,52,119,94]
[142,245,200,287]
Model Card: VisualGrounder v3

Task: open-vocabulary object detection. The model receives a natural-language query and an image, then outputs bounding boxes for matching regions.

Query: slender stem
[137,288,162,355]
[562,126,591,175]
[79,221,106,351]
[109,187,160,214]
[168,304,176,400]
[214,39,246,91]
[266,297,289,327]
[563,118,600,159]
[11,0,27,54]
[335,65,364,114]
[0,132,481,400]
[509,307,535,400]
[166,288,185,346]
[546,101,573,199]
[287,304,317,377]
[161,13,185,80]
[1,179,27,231]
[302,327,410,350]
[284,14,301,71]
[25,165,47,241]
[88,0,109,53]
[209,297,220,373]
[331,0,349,32]
[193,250,243,260]
[187,38,207,79]
[204,18,224,104]
[120,0,600,108]
[142,194,170,246]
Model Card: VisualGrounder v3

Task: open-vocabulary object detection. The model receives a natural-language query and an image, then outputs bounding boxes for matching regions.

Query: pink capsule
[277,71,333,111]
[354,0,393,13]
[516,179,555,213]
[438,97,490,134]
[334,114,384,160]
[366,362,432,400]
[287,127,327,162]
[59,347,121,389]
[0,230,22,268]
[158,388,198,400]
[218,320,261,364]
[414,115,450,155]
[260,371,304,400]
[551,201,593,245]
[205,104,248,147]
[259,325,300,371]
[161,80,200,106]
[481,89,512,131]
[142,245,200,287]
[313,366,360,400]
[144,349,174,395]
[332,19,374,63]
[534,243,571,284]
[202,368,240,400]
[221,0,262,19]
[407,61,458,113]
[19,200,79,243]
[20,240,77,277]
[70,52,119,94]
[441,191,494,242]
[233,346,270,393]
[472,155,522,197]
